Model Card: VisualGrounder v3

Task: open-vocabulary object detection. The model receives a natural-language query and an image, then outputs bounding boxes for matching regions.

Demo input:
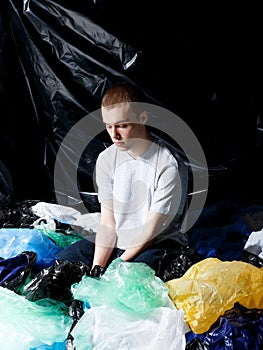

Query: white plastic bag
[72,304,188,350]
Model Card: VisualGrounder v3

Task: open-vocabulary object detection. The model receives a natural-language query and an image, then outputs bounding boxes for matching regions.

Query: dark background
[0,0,262,208]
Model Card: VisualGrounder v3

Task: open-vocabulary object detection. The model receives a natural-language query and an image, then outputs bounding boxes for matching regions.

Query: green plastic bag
[72,258,171,314]
[0,287,72,349]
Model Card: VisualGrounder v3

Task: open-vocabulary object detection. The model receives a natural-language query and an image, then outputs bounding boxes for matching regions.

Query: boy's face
[102,103,144,151]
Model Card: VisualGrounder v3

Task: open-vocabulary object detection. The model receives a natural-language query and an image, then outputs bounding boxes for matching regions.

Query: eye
[118,124,128,128]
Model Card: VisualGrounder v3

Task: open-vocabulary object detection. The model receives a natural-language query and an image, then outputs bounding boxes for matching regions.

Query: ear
[139,111,148,125]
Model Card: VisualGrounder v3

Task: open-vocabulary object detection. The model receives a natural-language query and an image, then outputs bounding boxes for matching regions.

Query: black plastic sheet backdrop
[0,0,262,205]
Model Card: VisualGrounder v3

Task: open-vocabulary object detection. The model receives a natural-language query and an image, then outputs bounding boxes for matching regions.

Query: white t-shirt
[95,138,187,249]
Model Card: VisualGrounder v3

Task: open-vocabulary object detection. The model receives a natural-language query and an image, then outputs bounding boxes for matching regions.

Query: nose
[111,126,120,140]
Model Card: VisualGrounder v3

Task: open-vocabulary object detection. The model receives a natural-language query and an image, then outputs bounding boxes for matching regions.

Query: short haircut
[101,83,145,115]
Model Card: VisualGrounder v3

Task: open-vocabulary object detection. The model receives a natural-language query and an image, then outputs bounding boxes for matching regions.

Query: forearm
[92,217,116,268]
[92,245,114,268]
[120,242,150,261]
[120,210,167,261]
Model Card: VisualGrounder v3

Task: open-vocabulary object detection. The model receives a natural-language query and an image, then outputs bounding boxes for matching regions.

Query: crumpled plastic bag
[166,257,263,333]
[23,259,90,305]
[71,304,187,350]
[0,251,36,293]
[157,245,202,282]
[243,249,263,268]
[31,201,100,236]
[0,200,40,228]
[30,202,82,224]
[72,258,171,314]
[70,258,190,349]
[30,342,66,350]
[32,218,83,249]
[205,307,263,350]
[186,307,263,350]
[0,228,61,271]
[0,286,72,350]
[244,228,263,259]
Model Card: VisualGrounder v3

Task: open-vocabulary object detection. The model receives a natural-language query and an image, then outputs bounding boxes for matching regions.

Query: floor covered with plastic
[0,199,263,349]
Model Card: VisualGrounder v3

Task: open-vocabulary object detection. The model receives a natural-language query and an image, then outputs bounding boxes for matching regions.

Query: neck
[127,131,154,159]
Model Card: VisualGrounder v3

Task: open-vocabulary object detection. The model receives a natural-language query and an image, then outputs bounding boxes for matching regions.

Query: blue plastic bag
[0,228,61,271]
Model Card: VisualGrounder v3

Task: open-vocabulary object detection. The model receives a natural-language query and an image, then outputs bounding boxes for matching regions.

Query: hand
[90,265,106,277]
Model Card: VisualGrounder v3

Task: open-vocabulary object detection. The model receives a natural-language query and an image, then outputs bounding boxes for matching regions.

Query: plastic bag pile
[0,200,263,349]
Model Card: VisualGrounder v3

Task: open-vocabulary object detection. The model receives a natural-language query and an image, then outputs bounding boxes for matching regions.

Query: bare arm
[92,201,117,268]
[120,210,167,261]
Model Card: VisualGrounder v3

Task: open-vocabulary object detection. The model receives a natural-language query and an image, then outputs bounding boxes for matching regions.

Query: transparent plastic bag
[72,258,171,314]
[0,287,72,350]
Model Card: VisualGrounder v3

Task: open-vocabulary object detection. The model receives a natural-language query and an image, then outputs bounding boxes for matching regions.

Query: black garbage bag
[0,200,40,228]
[0,251,37,293]
[90,264,106,278]
[22,259,90,306]
[242,249,263,268]
[65,266,105,350]
[66,299,85,350]
[186,337,209,350]
[157,245,202,282]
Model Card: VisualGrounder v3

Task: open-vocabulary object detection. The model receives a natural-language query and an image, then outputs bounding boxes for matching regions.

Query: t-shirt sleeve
[150,162,184,216]
[95,151,113,203]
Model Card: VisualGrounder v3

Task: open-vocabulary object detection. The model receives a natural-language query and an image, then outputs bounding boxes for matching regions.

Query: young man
[56,83,188,274]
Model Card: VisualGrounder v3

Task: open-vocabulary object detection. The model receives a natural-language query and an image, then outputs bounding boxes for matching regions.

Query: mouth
[114,142,125,147]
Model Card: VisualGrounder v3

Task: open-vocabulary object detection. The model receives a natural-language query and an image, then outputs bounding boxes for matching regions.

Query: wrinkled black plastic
[243,250,263,268]
[68,299,85,321]
[0,251,37,293]
[186,338,209,350]
[0,200,40,228]
[0,0,262,206]
[157,246,202,282]
[66,299,85,350]
[22,259,90,305]
[90,264,106,278]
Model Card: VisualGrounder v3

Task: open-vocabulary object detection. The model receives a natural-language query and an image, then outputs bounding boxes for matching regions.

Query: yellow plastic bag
[166,257,263,333]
